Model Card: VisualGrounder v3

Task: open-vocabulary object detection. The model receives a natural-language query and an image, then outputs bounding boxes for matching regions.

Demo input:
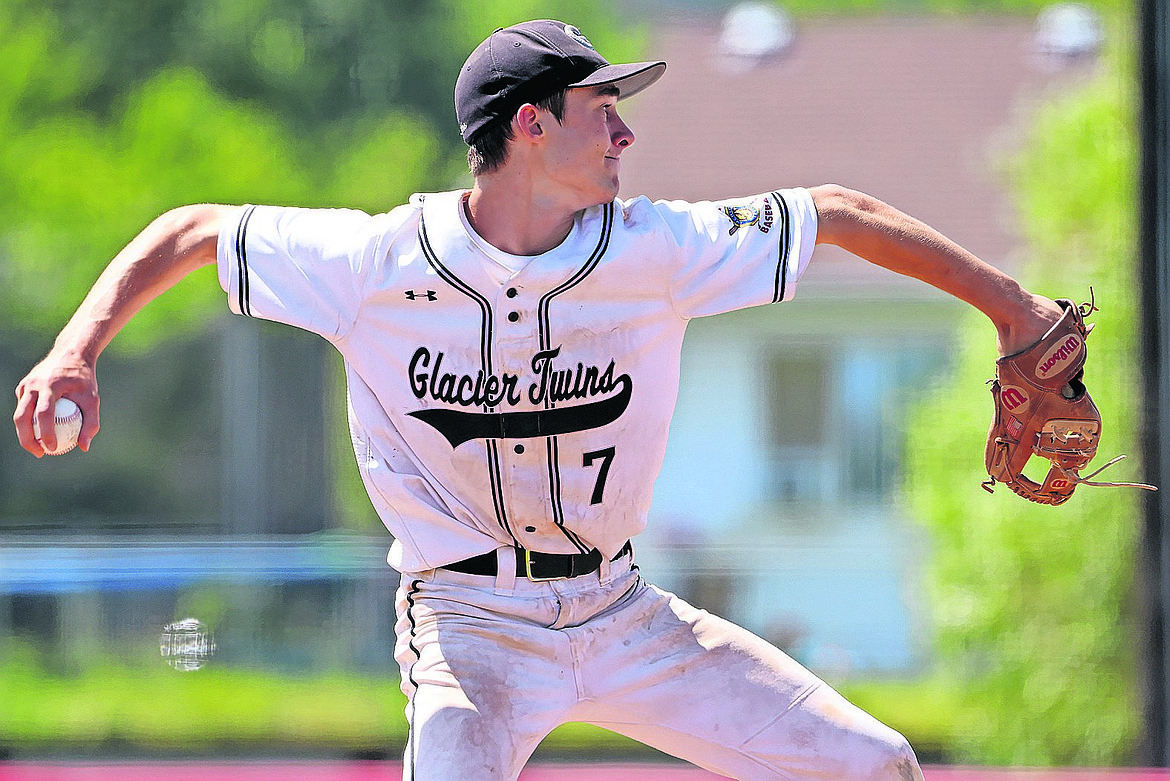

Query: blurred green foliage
[45,0,645,135]
[905,21,1143,765]
[0,1,410,347]
[839,675,969,762]
[0,641,402,751]
[0,641,655,756]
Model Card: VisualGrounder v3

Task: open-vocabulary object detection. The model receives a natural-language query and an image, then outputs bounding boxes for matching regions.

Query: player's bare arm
[13,204,230,457]
[810,184,1061,356]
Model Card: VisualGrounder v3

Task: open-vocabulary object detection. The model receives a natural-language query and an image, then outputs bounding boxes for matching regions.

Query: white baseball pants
[394,549,923,780]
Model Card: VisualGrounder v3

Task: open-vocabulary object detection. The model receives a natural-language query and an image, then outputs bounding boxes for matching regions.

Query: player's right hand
[13,351,100,457]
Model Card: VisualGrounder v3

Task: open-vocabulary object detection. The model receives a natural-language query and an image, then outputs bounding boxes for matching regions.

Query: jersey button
[513,444,525,454]
[506,287,518,298]
[507,311,520,322]
[525,526,537,533]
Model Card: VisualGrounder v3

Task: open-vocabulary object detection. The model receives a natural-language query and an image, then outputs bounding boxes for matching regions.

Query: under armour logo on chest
[405,290,437,301]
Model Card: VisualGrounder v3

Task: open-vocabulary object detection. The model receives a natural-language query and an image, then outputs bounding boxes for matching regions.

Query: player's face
[540,85,635,206]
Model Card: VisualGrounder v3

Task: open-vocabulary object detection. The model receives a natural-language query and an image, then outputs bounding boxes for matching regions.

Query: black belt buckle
[524,549,563,582]
[519,546,614,582]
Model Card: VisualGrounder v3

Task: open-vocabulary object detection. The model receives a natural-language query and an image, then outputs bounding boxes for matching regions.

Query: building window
[768,353,830,448]
[767,352,833,502]
[766,342,946,504]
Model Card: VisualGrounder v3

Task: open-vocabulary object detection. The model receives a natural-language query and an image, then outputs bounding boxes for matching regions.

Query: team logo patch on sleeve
[720,200,773,235]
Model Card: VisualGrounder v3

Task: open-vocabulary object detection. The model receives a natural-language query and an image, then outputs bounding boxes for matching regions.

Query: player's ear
[515,104,543,142]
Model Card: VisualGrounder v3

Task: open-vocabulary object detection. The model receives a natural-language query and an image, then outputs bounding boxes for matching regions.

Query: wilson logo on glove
[1036,334,1083,380]
[1000,386,1029,411]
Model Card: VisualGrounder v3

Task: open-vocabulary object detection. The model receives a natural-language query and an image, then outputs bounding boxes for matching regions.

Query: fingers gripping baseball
[13,355,100,457]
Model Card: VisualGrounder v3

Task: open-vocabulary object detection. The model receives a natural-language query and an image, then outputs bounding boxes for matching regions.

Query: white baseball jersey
[217,188,817,573]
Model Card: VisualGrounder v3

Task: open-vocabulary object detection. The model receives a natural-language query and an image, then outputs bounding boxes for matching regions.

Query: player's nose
[611,113,635,150]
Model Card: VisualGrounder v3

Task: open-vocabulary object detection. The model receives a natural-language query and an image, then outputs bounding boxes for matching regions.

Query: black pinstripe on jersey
[536,201,615,553]
[484,439,511,542]
[418,216,520,547]
[235,205,259,317]
[404,579,424,780]
[770,191,792,304]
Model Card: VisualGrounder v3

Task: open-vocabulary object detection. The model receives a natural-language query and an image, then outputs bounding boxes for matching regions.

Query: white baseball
[160,618,216,671]
[34,398,83,456]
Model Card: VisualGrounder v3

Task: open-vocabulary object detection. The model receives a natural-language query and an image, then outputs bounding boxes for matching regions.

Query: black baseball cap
[455,20,667,144]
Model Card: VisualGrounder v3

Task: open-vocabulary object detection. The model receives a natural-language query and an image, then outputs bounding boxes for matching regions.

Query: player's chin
[599,174,621,201]
[578,173,620,208]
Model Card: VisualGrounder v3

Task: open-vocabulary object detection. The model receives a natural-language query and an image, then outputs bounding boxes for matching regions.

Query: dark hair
[467,89,568,176]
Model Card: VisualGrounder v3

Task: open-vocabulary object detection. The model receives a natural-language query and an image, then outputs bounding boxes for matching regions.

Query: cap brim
[570,61,667,100]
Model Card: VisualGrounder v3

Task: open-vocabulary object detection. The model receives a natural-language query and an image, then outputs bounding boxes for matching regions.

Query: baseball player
[14,19,1062,780]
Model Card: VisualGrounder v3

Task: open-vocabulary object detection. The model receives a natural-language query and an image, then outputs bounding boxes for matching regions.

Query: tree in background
[44,0,641,137]
[905,29,1143,764]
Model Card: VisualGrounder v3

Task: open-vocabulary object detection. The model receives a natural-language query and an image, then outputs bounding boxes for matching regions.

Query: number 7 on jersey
[583,446,616,505]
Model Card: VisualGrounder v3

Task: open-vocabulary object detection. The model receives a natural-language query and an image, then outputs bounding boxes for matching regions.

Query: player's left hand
[994,292,1063,357]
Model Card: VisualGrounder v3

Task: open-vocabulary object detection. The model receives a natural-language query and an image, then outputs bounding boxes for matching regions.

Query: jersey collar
[419,190,615,293]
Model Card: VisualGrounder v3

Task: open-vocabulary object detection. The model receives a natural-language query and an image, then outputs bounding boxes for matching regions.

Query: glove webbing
[982,441,1155,492]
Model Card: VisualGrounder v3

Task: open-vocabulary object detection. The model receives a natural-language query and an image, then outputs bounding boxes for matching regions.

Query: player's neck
[466,178,580,257]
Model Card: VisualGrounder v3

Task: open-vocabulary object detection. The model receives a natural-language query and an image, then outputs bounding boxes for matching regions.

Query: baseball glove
[982,292,1156,505]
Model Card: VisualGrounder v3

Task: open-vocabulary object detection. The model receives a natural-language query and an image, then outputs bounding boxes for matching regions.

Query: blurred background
[0,0,1148,771]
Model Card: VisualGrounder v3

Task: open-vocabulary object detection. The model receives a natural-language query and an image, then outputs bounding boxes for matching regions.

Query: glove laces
[1055,455,1158,491]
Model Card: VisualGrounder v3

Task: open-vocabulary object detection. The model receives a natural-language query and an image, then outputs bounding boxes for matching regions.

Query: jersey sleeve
[656,187,818,320]
[216,204,390,341]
